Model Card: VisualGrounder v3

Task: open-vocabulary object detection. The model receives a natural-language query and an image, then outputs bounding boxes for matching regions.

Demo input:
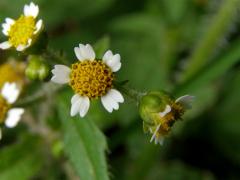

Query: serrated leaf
[57,93,109,180]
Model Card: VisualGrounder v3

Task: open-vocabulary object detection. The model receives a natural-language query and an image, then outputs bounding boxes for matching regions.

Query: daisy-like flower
[51,43,124,117]
[139,91,195,145]
[0,82,24,140]
[0,2,43,51]
[0,61,26,89]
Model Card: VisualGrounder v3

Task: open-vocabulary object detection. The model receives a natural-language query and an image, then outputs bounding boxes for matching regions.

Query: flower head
[139,91,194,145]
[0,2,43,51]
[0,82,24,139]
[51,43,124,117]
[0,61,26,89]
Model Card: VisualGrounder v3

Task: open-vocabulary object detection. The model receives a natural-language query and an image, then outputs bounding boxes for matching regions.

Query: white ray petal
[5,108,24,128]
[70,96,90,117]
[74,44,96,61]
[79,97,90,117]
[150,124,161,143]
[34,19,43,34]
[71,94,80,104]
[1,82,20,104]
[175,95,195,109]
[5,18,15,25]
[102,50,121,72]
[0,41,12,49]
[101,90,123,113]
[24,2,39,18]
[80,44,95,61]
[107,89,124,103]
[51,64,71,84]
[159,104,171,117]
[101,94,115,113]
[16,44,28,51]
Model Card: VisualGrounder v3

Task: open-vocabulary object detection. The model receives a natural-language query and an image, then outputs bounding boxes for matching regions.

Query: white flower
[0,82,24,140]
[0,2,43,51]
[51,43,124,117]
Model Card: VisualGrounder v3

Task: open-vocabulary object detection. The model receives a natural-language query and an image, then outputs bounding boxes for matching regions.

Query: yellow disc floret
[0,95,10,124]
[0,63,25,89]
[8,15,36,47]
[69,60,114,99]
[158,101,185,135]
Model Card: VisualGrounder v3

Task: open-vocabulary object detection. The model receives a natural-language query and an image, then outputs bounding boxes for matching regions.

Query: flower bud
[25,55,50,81]
[139,91,194,145]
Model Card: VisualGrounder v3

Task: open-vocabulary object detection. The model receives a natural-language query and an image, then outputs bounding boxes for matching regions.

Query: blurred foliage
[1,0,240,179]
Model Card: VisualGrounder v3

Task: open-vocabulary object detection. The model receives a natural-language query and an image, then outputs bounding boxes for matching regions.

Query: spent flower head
[0,2,43,51]
[139,91,194,145]
[0,82,24,139]
[51,43,124,117]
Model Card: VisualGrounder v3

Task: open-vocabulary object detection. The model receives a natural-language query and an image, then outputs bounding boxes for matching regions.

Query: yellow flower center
[158,102,185,135]
[0,63,24,89]
[8,15,36,47]
[69,60,114,99]
[0,95,10,124]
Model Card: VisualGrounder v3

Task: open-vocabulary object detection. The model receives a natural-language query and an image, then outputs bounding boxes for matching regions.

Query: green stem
[43,47,68,65]
[114,82,145,103]
[16,84,64,107]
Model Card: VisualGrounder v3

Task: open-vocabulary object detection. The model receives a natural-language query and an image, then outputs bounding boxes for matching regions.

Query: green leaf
[94,36,110,58]
[175,39,240,96]
[57,93,109,180]
[0,135,43,180]
[181,0,240,82]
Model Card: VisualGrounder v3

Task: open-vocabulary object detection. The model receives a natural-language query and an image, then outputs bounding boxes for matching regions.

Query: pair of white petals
[1,83,24,129]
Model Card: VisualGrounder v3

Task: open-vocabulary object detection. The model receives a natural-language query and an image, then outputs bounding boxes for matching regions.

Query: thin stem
[16,84,64,107]
[115,82,145,103]
[43,47,69,65]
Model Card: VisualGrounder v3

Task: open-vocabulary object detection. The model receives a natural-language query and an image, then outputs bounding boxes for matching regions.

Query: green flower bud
[139,91,195,145]
[25,55,50,81]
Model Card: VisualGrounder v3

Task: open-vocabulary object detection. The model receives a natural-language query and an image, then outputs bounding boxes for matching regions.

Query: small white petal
[70,96,90,117]
[34,19,43,34]
[16,44,28,51]
[74,47,84,61]
[101,89,123,113]
[150,124,161,143]
[24,2,39,18]
[5,108,24,128]
[175,95,195,109]
[75,44,95,61]
[1,82,20,104]
[51,65,71,84]
[71,94,81,104]
[2,23,10,32]
[0,41,12,49]
[81,44,95,61]
[101,95,115,113]
[159,105,171,117]
[102,50,121,72]
[51,75,69,84]
[107,89,124,103]
[79,97,90,117]
[5,18,15,25]
[102,50,113,61]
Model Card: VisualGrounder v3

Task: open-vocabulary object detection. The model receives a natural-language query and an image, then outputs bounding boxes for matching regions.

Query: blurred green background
[1,0,240,179]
